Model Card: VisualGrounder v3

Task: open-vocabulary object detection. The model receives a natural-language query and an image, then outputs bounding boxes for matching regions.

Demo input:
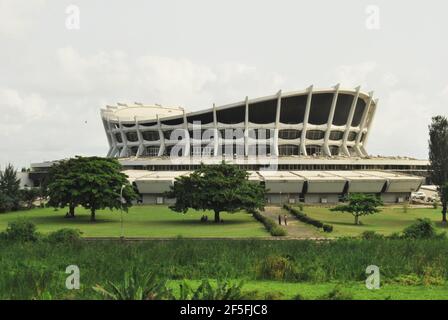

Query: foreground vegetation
[1,236,448,299]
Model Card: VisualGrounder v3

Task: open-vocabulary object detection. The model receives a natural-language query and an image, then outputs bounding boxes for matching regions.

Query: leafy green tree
[0,164,21,212]
[331,193,383,225]
[428,115,448,224]
[47,157,138,221]
[47,158,81,217]
[166,162,266,222]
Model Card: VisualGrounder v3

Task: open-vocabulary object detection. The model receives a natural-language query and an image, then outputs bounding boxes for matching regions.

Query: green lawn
[301,205,446,237]
[168,280,448,300]
[0,206,269,238]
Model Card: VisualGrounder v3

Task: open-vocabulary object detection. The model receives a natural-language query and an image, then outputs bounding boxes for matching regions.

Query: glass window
[306,130,325,140]
[279,129,301,139]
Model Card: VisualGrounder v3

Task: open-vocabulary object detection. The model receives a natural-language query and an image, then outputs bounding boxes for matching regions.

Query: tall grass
[0,239,447,299]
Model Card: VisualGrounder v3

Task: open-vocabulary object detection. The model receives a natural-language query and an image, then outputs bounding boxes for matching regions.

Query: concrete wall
[381,193,409,203]
[304,194,340,204]
[141,194,176,205]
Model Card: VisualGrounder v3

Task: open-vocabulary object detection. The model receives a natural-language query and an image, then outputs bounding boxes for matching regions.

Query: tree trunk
[354,215,359,225]
[90,208,96,222]
[214,210,220,223]
[442,203,447,226]
[69,204,75,218]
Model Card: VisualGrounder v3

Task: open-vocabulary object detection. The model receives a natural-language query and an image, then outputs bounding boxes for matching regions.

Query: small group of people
[278,214,288,226]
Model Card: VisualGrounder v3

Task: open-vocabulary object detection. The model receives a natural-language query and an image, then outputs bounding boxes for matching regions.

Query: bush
[317,287,353,300]
[251,211,287,236]
[392,274,421,286]
[403,218,437,239]
[283,204,333,232]
[93,270,171,300]
[190,280,245,300]
[361,231,384,240]
[46,228,82,243]
[1,220,39,242]
[257,255,296,280]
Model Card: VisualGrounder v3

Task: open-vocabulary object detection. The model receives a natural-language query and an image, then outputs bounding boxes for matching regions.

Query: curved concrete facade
[101,85,378,159]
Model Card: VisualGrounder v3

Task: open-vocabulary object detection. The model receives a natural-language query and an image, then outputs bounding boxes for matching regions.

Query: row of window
[123,164,426,171]
[115,129,364,143]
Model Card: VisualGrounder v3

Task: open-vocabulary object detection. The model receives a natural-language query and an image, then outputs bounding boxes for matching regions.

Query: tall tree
[47,157,138,221]
[166,162,266,222]
[0,164,21,212]
[428,115,448,224]
[331,193,383,225]
[47,159,80,217]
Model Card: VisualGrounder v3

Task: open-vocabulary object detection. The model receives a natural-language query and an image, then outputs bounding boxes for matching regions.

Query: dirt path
[262,206,326,239]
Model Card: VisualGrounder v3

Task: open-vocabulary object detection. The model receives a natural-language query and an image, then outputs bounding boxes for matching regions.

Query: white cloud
[0,0,46,38]
[333,61,377,87]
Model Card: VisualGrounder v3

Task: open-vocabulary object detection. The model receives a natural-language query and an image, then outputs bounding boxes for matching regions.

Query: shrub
[93,270,171,300]
[263,291,285,300]
[46,228,82,243]
[392,274,421,286]
[422,265,445,286]
[1,220,39,242]
[387,232,402,240]
[361,231,384,240]
[251,211,287,236]
[317,287,353,300]
[403,218,437,239]
[257,255,296,280]
[283,204,333,232]
[190,280,245,300]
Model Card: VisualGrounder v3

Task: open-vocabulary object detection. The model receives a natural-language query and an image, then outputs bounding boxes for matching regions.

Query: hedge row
[283,204,333,233]
[251,210,287,236]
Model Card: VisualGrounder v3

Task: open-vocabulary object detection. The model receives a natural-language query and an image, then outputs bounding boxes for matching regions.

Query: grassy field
[301,206,446,237]
[1,239,447,299]
[0,206,268,238]
[168,280,448,300]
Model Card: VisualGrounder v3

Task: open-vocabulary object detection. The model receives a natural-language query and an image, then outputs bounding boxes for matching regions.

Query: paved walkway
[261,206,326,239]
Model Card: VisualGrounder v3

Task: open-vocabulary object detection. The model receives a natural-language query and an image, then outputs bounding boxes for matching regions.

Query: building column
[274,90,282,157]
[361,98,379,154]
[341,86,360,156]
[118,120,129,157]
[323,84,340,156]
[157,115,165,157]
[242,96,250,157]
[213,103,219,157]
[183,110,189,157]
[300,85,313,156]
[135,116,144,157]
[355,92,374,157]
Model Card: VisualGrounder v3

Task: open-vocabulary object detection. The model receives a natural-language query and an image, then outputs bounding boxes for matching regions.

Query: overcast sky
[1,0,447,169]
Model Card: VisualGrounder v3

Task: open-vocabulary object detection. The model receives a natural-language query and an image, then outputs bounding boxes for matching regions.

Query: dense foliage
[428,115,448,223]
[331,193,383,225]
[1,237,447,299]
[251,210,287,236]
[166,162,266,222]
[0,164,21,213]
[283,204,333,232]
[47,157,138,221]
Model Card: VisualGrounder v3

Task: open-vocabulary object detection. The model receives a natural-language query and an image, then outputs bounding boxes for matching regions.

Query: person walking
[278,214,282,225]
[284,214,288,226]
